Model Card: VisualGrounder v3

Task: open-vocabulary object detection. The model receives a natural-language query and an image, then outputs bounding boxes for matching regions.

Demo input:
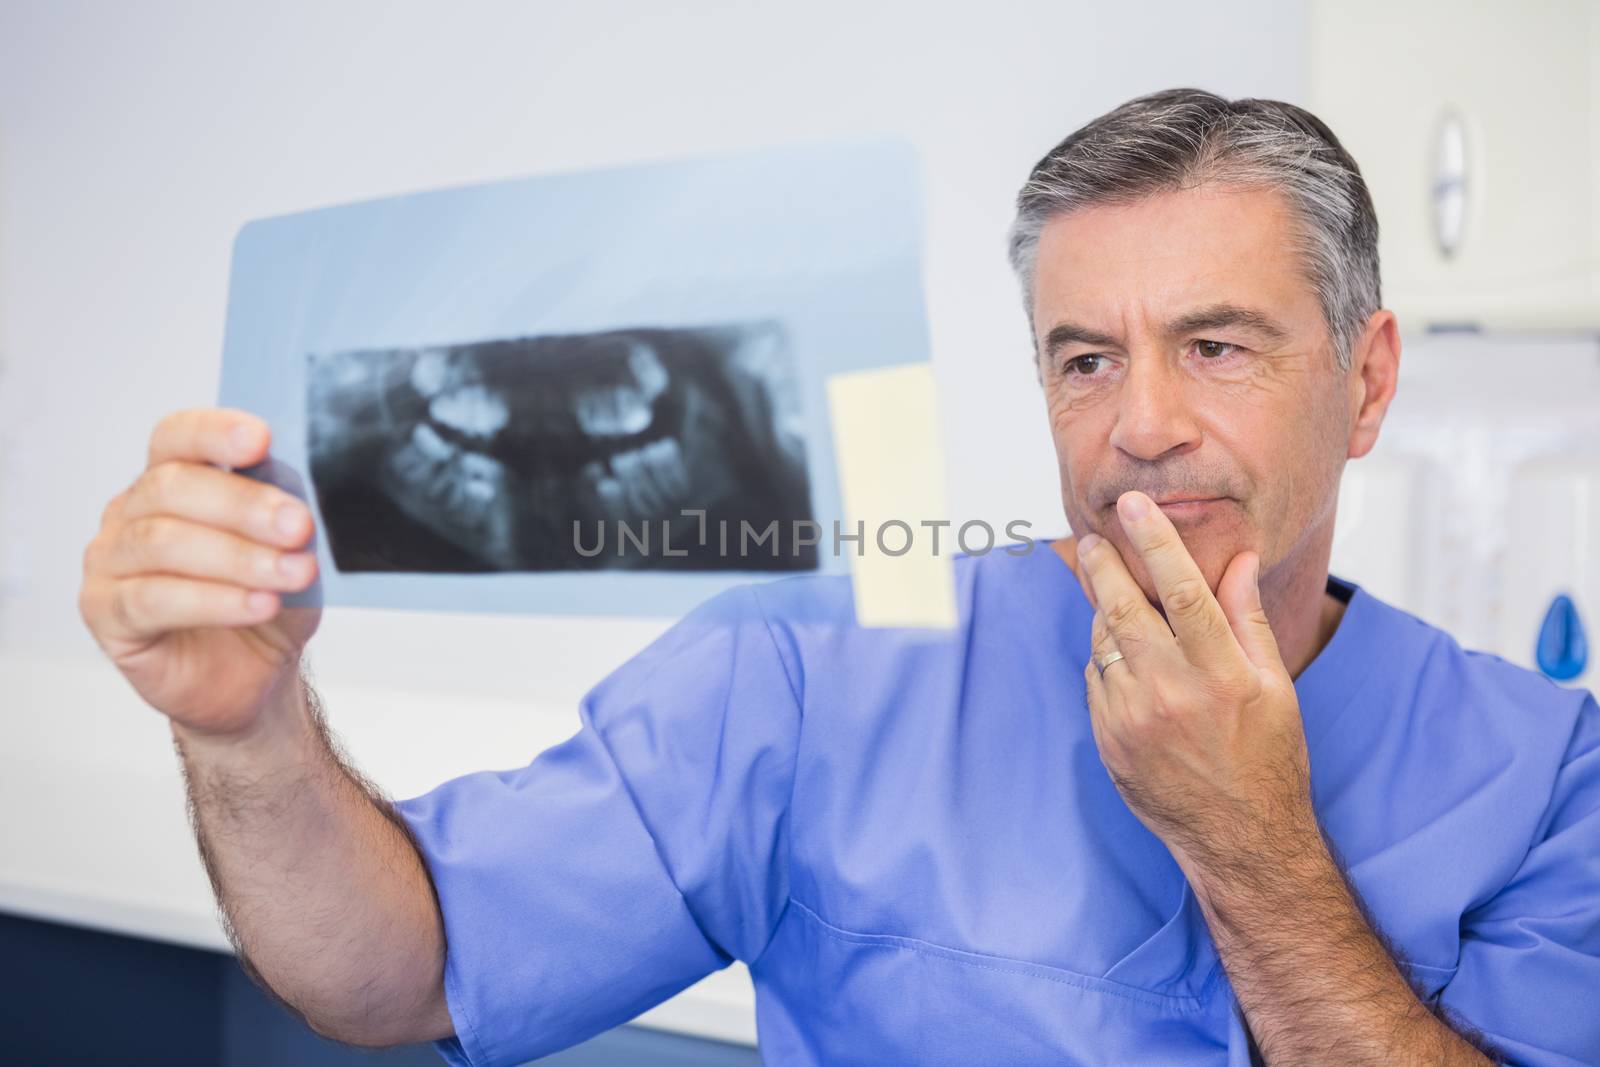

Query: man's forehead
[1030,184,1319,341]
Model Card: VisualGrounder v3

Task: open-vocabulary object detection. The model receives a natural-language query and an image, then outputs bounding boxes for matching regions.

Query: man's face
[1031,183,1355,600]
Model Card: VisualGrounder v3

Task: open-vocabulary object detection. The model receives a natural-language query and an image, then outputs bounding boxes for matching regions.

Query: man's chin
[1071,497,1255,601]
[1114,523,1253,605]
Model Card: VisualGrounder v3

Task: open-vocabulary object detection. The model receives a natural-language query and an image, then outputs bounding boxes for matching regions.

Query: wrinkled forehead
[1029,184,1326,349]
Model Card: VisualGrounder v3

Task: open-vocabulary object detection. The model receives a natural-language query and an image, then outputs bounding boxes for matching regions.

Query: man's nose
[1107,354,1203,462]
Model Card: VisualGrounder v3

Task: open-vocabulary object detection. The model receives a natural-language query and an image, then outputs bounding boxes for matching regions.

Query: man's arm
[1071,491,1497,1065]
[79,409,455,1047]
[174,667,455,1047]
[1175,803,1493,1064]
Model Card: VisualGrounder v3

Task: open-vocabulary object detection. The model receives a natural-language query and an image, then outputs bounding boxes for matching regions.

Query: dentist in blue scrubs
[392,89,1600,1066]
[82,88,1599,1066]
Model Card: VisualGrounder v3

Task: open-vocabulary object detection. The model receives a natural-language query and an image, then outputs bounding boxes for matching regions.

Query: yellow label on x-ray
[826,363,958,629]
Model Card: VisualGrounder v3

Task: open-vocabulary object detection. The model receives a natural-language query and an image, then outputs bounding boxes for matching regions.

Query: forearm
[1176,824,1492,1066]
[173,667,450,1047]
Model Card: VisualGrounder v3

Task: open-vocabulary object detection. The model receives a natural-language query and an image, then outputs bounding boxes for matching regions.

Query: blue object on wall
[1535,593,1588,682]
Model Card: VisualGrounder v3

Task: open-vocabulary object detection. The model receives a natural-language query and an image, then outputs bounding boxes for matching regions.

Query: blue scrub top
[394,544,1600,1066]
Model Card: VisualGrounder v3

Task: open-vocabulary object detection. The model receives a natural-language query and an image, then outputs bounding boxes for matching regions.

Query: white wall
[0,0,1309,707]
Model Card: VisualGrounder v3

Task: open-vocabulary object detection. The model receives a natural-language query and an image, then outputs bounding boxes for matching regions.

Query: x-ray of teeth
[306,323,816,573]
[218,138,936,617]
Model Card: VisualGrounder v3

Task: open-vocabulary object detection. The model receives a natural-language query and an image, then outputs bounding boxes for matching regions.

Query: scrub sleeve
[393,585,802,1067]
[1436,693,1600,1066]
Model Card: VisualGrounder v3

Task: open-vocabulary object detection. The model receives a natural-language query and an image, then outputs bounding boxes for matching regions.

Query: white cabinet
[1310,1,1600,331]
[1330,334,1600,688]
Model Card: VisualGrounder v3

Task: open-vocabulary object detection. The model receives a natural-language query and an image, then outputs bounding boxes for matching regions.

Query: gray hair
[1007,88,1381,371]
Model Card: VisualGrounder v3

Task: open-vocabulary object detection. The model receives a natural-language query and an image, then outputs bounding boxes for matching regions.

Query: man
[79,89,1600,1065]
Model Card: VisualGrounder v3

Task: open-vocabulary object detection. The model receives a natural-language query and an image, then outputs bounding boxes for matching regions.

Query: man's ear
[1345,310,1400,460]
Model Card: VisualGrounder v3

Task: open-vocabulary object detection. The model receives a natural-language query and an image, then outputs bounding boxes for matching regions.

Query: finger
[1055,535,1097,612]
[1113,491,1240,672]
[85,573,279,644]
[147,408,271,470]
[100,486,131,527]
[1083,657,1111,747]
[1090,610,1138,697]
[1082,638,1129,770]
[91,515,317,593]
[122,461,313,550]
[1216,550,1285,672]
[1075,530,1169,664]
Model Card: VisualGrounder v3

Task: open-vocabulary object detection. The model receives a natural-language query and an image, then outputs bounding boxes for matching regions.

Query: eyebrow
[1041,302,1292,359]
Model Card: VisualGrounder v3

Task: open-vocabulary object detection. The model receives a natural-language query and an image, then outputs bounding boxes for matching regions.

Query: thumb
[1217,551,1283,672]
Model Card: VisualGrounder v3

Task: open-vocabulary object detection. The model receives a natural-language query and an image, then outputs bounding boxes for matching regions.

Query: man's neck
[1261,541,1347,680]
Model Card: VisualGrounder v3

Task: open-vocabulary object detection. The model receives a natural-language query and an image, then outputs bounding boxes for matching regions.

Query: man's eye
[1194,340,1239,360]
[1064,355,1104,376]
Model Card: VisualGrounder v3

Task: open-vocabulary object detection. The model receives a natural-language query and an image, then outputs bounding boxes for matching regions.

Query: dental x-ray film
[218,139,949,620]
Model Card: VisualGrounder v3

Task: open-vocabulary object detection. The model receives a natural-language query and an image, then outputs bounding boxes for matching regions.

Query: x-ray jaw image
[220,139,934,616]
[305,321,817,574]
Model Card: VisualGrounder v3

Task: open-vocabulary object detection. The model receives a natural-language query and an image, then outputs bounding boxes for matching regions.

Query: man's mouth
[307,322,817,573]
[1152,495,1227,513]
[1156,500,1230,525]
[1101,495,1233,524]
